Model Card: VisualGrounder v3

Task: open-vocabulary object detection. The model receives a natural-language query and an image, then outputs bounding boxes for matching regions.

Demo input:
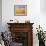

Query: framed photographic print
[14,5,27,16]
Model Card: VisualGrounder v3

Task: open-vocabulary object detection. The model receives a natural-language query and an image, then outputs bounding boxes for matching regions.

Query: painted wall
[2,0,40,31]
[40,1,46,45]
[0,0,2,32]
[2,0,46,46]
[2,0,40,46]
[40,0,46,32]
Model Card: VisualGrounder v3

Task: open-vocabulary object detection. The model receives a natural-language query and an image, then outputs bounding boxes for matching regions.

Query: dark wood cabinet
[7,23,34,46]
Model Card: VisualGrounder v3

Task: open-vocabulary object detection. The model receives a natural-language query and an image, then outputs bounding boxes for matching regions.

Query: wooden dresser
[7,23,34,46]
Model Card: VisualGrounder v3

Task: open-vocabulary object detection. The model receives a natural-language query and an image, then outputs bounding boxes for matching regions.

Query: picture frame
[14,5,27,16]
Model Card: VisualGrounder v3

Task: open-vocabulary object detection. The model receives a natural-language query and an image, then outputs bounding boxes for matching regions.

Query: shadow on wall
[0,0,2,32]
[40,0,46,14]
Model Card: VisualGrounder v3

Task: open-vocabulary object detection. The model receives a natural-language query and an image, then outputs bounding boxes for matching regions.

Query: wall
[2,0,40,46]
[2,0,46,46]
[2,0,40,30]
[40,0,46,31]
[0,0,2,32]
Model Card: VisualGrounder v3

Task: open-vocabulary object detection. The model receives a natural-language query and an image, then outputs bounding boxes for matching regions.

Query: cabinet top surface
[7,23,34,25]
